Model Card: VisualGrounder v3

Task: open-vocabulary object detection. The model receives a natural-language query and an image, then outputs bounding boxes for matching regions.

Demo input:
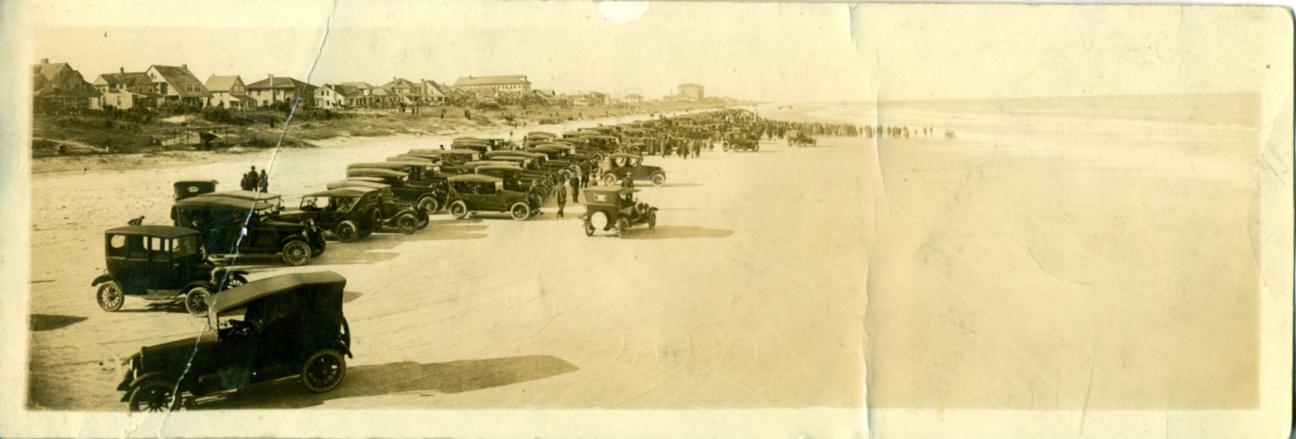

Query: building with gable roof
[32,58,99,111]
[144,64,211,107]
[204,75,254,109]
[245,75,318,108]
[454,75,531,96]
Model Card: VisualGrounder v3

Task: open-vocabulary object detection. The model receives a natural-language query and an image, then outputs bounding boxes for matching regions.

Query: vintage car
[787,130,817,147]
[407,149,479,174]
[465,162,549,202]
[117,271,351,411]
[280,188,422,241]
[171,192,326,266]
[489,149,572,183]
[173,180,218,201]
[345,167,447,215]
[598,153,667,186]
[446,174,541,221]
[580,187,657,238]
[93,225,249,316]
[722,130,760,152]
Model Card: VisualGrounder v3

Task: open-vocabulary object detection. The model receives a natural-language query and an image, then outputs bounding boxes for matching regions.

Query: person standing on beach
[555,177,568,218]
[241,166,257,191]
[571,165,583,202]
[258,170,269,192]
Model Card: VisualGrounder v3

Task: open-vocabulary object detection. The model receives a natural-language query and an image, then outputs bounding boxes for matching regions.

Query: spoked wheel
[183,284,214,317]
[509,202,531,221]
[601,173,618,185]
[128,377,180,412]
[334,220,359,242]
[301,349,347,393]
[584,219,595,237]
[218,273,248,290]
[96,281,125,312]
[651,173,665,186]
[281,240,311,266]
[397,214,418,234]
[648,211,657,230]
[418,197,441,215]
[449,201,469,219]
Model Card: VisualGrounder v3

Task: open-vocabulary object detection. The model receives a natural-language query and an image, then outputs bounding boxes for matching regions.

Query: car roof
[176,194,277,210]
[174,179,217,186]
[105,225,200,238]
[466,160,523,169]
[211,190,282,201]
[327,180,391,190]
[448,174,503,183]
[608,153,641,159]
[488,151,541,158]
[347,168,408,178]
[583,186,640,196]
[348,162,414,170]
[528,131,557,137]
[306,187,375,197]
[212,271,347,315]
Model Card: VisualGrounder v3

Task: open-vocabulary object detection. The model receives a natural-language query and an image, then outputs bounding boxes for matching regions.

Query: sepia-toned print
[5,1,1292,438]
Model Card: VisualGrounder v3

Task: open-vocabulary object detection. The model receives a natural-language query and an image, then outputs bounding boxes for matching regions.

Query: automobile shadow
[197,355,578,409]
[114,300,192,315]
[311,225,490,265]
[30,314,88,331]
[656,182,701,188]
[623,226,734,240]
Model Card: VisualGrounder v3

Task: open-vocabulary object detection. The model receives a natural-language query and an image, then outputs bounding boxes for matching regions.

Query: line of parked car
[101,109,782,411]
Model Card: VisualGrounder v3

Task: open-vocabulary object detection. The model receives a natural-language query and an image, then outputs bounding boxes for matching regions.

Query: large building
[32,59,99,111]
[454,75,532,95]
[246,75,318,108]
[676,83,705,101]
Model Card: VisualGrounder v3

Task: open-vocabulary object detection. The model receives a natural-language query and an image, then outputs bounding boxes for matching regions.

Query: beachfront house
[204,75,254,110]
[676,83,705,101]
[380,77,424,106]
[89,68,158,110]
[315,84,360,109]
[144,65,211,107]
[454,75,531,96]
[246,75,317,108]
[32,58,99,111]
[419,79,448,105]
[623,93,644,104]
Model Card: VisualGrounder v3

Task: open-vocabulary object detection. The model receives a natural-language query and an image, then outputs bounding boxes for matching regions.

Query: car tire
[584,219,595,237]
[601,173,617,186]
[281,240,311,266]
[753,144,760,151]
[449,201,469,219]
[616,217,630,239]
[301,349,347,393]
[335,220,359,242]
[648,211,657,230]
[183,284,214,317]
[219,273,248,290]
[96,280,125,312]
[397,214,418,234]
[418,197,440,215]
[128,376,180,412]
[651,173,665,186]
[510,202,531,221]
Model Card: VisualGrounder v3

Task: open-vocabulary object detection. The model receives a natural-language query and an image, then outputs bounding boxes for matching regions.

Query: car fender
[120,371,172,401]
[92,274,116,287]
[181,280,214,294]
[211,268,248,283]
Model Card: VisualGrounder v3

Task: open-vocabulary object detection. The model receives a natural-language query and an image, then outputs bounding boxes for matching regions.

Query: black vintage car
[93,225,249,316]
[723,130,760,152]
[446,174,542,221]
[171,192,326,266]
[598,153,667,186]
[465,162,549,202]
[117,271,352,411]
[580,187,657,238]
[345,167,446,215]
[280,188,422,241]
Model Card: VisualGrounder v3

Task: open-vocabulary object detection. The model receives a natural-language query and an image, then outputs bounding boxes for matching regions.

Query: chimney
[120,67,124,74]
[40,58,48,64]
[182,63,187,69]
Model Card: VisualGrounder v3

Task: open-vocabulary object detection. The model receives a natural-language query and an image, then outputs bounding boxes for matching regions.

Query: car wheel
[335,220,359,242]
[601,173,617,185]
[753,144,760,151]
[219,273,248,290]
[510,202,531,221]
[281,240,311,266]
[339,317,351,351]
[183,284,214,317]
[648,211,656,230]
[651,173,665,186]
[128,377,179,412]
[301,349,347,393]
[449,201,469,219]
[418,197,440,215]
[96,281,125,312]
[397,214,418,234]
[589,210,608,231]
[723,144,730,151]
[616,217,630,239]
[584,219,595,237]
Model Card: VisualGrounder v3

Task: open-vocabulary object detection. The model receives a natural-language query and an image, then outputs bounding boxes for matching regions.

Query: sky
[22,1,1286,102]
